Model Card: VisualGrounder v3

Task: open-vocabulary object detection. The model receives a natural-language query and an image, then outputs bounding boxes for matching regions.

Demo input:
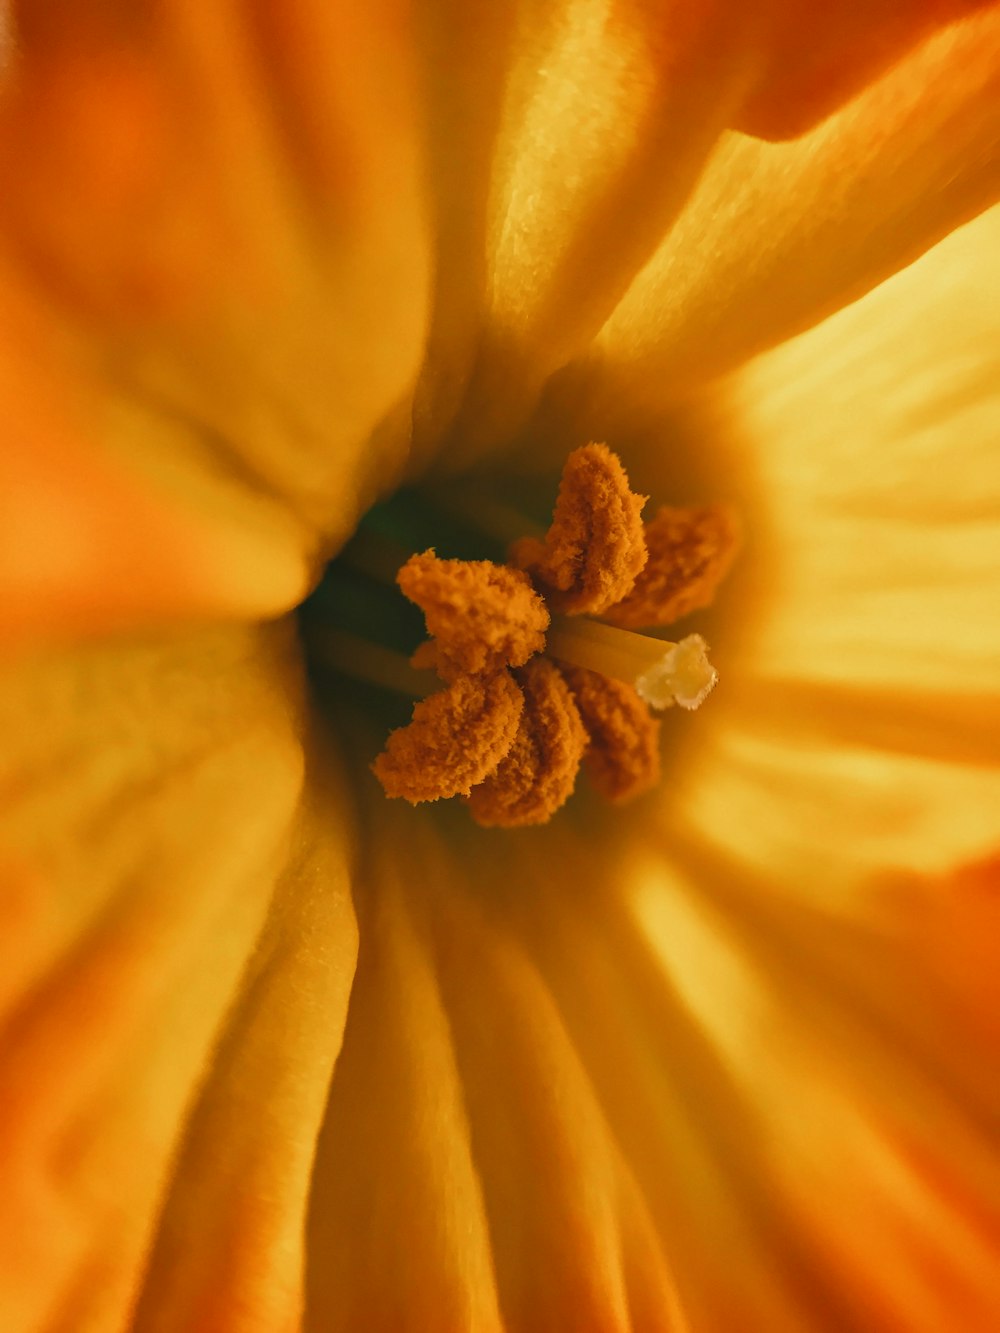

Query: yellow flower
[2,3,1000,1330]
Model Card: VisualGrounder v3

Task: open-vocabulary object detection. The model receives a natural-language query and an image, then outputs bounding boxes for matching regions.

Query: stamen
[604,504,740,629]
[308,627,437,698]
[373,670,524,803]
[398,551,549,679]
[560,667,661,803]
[307,441,733,827]
[546,617,717,711]
[425,485,547,547]
[466,658,587,828]
[510,443,648,615]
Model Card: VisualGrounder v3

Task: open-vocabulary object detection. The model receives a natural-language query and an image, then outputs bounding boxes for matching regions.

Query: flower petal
[556,9,1000,425]
[429,0,744,465]
[427,1,999,466]
[309,815,1000,1329]
[0,252,309,642]
[133,771,358,1333]
[628,845,1000,1329]
[0,622,358,1330]
[673,204,1000,888]
[307,819,685,1330]
[306,832,504,1331]
[0,0,430,637]
[733,0,998,141]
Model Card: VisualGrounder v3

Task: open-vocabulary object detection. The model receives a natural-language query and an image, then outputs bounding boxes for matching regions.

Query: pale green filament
[309,627,435,698]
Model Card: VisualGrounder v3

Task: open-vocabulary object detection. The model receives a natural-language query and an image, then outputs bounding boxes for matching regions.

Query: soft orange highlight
[604,504,740,629]
[372,671,523,803]
[561,667,662,803]
[467,659,587,828]
[398,552,549,679]
[510,444,647,615]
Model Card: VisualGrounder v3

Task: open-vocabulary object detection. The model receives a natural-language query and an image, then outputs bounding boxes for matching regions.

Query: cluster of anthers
[365,444,739,828]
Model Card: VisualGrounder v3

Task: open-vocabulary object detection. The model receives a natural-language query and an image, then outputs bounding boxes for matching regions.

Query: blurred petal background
[1,2,999,1330]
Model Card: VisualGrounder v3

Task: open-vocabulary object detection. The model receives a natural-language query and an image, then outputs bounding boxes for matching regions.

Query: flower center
[300,445,739,827]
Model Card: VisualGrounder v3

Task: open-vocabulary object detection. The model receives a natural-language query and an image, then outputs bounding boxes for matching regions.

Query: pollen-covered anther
[466,658,587,828]
[398,551,549,680]
[604,504,740,629]
[510,443,648,615]
[372,670,524,803]
[561,667,661,803]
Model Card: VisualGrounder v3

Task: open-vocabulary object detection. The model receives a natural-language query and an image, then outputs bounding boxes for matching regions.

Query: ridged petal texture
[0,0,431,636]
[1,3,1000,1331]
[684,206,1000,890]
[307,820,1000,1332]
[0,624,359,1332]
[3,0,999,634]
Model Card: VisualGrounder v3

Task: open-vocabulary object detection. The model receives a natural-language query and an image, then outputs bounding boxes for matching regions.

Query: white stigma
[634,634,717,711]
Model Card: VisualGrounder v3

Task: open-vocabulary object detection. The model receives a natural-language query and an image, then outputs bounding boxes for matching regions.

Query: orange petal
[576,10,1000,418]
[0,620,358,1331]
[308,823,686,1329]
[306,836,506,1330]
[373,670,524,803]
[398,551,548,679]
[132,773,359,1333]
[624,850,1000,1327]
[423,1,995,468]
[510,444,647,615]
[734,0,999,140]
[311,819,1000,1327]
[467,658,586,828]
[0,255,310,644]
[435,2,749,465]
[0,0,431,639]
[676,204,1000,889]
